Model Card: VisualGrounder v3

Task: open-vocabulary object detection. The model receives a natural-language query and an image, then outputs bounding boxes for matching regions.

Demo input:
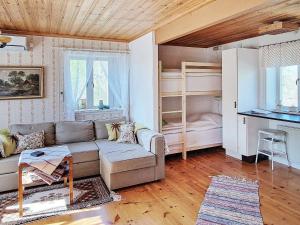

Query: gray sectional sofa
[0,117,165,192]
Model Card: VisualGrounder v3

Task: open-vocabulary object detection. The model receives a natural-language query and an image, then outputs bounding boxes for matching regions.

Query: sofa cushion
[66,141,99,164]
[95,140,155,173]
[94,117,126,139]
[0,154,19,174]
[10,122,55,146]
[56,121,94,144]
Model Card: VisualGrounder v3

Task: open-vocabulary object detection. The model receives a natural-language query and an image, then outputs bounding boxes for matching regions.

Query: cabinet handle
[243,117,246,124]
[234,101,237,109]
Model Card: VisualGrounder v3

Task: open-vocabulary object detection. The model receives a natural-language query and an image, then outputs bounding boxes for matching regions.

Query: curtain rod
[53,46,130,54]
[259,38,300,48]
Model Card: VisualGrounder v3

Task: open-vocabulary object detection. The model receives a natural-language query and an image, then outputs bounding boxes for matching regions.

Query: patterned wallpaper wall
[0,36,128,128]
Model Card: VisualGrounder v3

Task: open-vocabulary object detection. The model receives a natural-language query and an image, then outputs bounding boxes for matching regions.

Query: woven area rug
[0,176,112,225]
[196,175,263,225]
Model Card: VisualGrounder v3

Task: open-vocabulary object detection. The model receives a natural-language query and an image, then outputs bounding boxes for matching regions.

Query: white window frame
[70,56,109,109]
[298,66,300,109]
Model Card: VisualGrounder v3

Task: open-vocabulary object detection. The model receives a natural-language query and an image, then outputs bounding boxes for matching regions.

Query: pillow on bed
[187,114,202,122]
[200,113,222,126]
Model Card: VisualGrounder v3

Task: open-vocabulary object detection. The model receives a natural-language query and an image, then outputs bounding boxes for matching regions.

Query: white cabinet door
[247,117,268,156]
[238,116,269,156]
[222,49,238,153]
[237,48,259,112]
[238,115,247,155]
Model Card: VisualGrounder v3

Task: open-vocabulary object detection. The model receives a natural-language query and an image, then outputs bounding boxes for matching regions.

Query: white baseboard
[273,157,300,170]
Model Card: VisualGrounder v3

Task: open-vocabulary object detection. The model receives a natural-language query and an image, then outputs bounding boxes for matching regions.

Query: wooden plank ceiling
[0,0,215,42]
[164,0,300,48]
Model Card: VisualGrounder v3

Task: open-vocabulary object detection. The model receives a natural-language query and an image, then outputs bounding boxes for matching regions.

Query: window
[64,50,129,121]
[279,65,299,108]
[69,57,108,109]
[265,65,300,112]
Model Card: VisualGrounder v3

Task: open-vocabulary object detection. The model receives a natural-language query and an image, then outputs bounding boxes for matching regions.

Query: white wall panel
[129,32,158,131]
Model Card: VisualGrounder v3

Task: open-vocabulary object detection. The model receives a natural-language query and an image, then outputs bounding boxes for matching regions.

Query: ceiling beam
[155,0,281,44]
[0,29,128,43]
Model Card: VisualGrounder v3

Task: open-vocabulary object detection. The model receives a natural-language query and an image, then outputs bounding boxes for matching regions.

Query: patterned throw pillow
[0,141,5,158]
[15,131,45,154]
[117,123,137,144]
[106,122,123,141]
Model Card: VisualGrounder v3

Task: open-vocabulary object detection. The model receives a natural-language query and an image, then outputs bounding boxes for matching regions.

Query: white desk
[238,111,300,169]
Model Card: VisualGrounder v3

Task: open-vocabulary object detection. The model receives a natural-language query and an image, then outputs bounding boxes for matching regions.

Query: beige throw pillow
[15,131,45,154]
[134,122,147,134]
[106,122,123,141]
[0,129,16,157]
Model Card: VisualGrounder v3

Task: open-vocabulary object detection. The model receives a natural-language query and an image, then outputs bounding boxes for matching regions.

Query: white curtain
[260,40,300,67]
[63,50,130,121]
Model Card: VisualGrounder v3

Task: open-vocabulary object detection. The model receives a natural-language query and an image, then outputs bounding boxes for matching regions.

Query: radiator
[278,125,300,163]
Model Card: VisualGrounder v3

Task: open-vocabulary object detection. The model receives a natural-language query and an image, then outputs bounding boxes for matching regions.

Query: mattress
[162,113,222,154]
[163,114,222,133]
[163,125,222,145]
[164,128,222,155]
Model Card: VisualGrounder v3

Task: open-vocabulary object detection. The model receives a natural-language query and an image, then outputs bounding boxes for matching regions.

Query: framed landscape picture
[0,66,44,100]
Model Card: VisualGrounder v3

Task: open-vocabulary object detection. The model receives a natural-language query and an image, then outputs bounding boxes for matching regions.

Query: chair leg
[271,152,274,170]
[284,136,290,167]
[255,133,260,164]
[271,139,275,171]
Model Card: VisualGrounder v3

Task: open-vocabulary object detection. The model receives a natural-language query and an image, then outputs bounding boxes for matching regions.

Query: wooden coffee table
[18,150,73,217]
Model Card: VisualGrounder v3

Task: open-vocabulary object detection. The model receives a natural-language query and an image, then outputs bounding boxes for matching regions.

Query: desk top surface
[238,111,300,124]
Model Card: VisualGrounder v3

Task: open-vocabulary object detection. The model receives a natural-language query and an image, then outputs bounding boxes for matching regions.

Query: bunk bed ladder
[158,61,163,133]
[182,61,187,160]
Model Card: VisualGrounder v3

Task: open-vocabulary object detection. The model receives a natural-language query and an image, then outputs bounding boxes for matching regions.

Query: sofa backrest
[9,122,55,146]
[94,117,126,139]
[9,117,127,145]
[55,121,94,144]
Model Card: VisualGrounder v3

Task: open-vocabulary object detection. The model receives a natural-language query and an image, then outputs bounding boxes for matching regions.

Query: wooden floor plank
[30,149,300,225]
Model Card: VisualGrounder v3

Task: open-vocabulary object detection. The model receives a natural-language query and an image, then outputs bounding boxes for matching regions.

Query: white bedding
[163,120,218,134]
[163,113,222,133]
[162,113,222,154]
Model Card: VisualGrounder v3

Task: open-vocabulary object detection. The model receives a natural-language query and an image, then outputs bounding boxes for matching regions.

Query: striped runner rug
[196,175,263,225]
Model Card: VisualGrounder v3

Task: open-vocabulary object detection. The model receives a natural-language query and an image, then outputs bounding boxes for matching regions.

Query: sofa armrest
[150,135,164,156]
[150,135,165,180]
[136,128,165,180]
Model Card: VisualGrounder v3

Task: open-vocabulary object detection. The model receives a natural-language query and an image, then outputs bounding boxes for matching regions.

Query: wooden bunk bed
[159,61,222,159]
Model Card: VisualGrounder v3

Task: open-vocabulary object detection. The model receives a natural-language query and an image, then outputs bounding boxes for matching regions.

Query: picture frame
[0,66,44,100]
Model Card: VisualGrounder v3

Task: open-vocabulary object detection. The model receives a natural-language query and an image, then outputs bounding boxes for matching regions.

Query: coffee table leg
[69,158,73,205]
[64,177,68,187]
[18,165,23,217]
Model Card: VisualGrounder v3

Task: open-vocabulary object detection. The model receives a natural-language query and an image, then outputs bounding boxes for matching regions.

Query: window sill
[75,108,122,113]
[75,108,123,121]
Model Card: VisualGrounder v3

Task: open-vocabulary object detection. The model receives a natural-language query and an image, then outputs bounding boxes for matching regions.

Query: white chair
[255,129,290,170]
